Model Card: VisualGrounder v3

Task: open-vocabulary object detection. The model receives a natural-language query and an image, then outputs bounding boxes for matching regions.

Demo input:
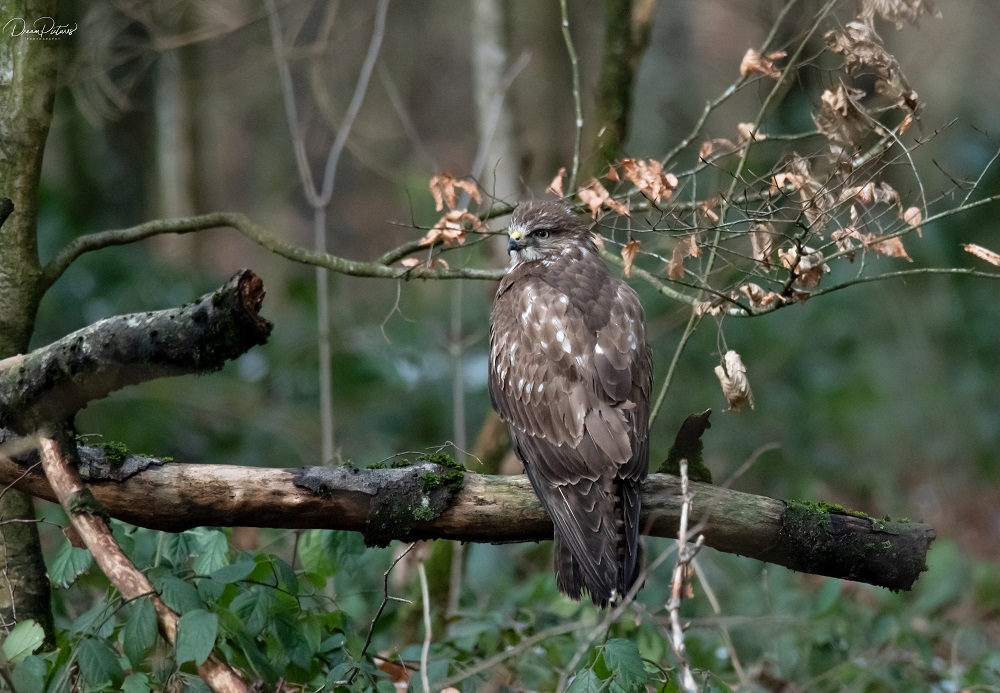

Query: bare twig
[667,459,704,692]
[418,560,432,693]
[559,0,583,192]
[346,542,415,686]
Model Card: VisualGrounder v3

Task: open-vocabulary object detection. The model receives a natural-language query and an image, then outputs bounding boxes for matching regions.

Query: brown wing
[489,255,652,605]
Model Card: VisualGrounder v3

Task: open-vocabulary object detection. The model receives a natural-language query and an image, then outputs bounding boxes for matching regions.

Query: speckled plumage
[488,201,652,607]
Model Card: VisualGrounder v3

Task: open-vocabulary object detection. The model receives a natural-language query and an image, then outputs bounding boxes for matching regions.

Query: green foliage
[176,609,218,666]
[49,542,93,588]
[2,619,45,664]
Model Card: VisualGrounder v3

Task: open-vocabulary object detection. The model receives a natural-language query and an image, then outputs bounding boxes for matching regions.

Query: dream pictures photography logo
[4,16,77,40]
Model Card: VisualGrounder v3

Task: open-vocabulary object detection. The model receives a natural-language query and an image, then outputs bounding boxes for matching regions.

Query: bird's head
[506,201,596,266]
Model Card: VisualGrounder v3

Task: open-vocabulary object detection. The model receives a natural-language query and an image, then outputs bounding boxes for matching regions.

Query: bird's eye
[534,229,551,239]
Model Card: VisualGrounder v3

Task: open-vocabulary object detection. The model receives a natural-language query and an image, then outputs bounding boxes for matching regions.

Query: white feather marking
[556,330,565,342]
[595,344,604,355]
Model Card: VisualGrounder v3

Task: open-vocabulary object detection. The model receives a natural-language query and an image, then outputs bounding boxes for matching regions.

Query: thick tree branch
[0,449,933,592]
[38,429,247,693]
[0,270,272,434]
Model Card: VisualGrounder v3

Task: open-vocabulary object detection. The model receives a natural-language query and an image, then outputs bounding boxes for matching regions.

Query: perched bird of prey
[488,201,652,607]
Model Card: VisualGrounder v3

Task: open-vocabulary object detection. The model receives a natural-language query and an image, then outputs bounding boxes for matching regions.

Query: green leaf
[192,528,231,575]
[49,542,93,588]
[566,669,602,693]
[77,636,125,688]
[299,530,364,579]
[122,597,158,667]
[176,609,218,666]
[298,530,338,578]
[180,672,213,692]
[209,559,256,585]
[155,574,202,614]
[160,531,197,567]
[10,655,46,693]
[602,638,647,691]
[230,585,275,637]
[122,672,152,693]
[2,619,45,664]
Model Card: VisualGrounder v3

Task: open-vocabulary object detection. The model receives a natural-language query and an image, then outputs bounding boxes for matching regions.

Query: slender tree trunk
[0,0,60,640]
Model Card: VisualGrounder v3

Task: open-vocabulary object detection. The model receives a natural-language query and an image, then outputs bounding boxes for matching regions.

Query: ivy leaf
[49,542,93,588]
[602,638,647,691]
[122,597,158,667]
[77,636,125,689]
[176,609,218,666]
[2,619,45,664]
[566,669,602,693]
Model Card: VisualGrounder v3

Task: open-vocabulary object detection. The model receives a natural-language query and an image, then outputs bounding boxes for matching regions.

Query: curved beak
[507,229,524,253]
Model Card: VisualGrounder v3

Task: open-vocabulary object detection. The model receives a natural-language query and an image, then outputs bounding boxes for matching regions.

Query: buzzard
[488,201,652,607]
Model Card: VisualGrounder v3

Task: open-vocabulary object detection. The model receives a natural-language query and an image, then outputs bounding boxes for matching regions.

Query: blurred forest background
[8,0,1000,690]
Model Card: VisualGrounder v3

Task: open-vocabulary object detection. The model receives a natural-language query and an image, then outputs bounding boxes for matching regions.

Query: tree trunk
[0,0,59,640]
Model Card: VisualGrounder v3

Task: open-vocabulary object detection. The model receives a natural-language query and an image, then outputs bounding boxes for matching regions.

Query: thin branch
[559,0,583,192]
[347,542,415,685]
[418,560,432,693]
[666,459,703,692]
[38,212,505,293]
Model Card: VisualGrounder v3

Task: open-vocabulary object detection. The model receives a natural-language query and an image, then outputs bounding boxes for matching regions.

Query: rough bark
[0,0,60,639]
[0,269,273,435]
[0,450,934,592]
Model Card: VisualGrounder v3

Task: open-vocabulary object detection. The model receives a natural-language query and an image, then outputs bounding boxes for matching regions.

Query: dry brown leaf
[693,298,726,317]
[825,22,920,116]
[736,122,765,144]
[699,141,714,160]
[861,0,941,29]
[813,83,870,150]
[685,232,702,258]
[902,206,923,237]
[667,243,686,280]
[621,240,641,278]
[778,245,830,288]
[419,210,483,247]
[862,233,912,261]
[715,350,755,411]
[899,112,915,135]
[739,48,786,80]
[577,178,630,218]
[399,257,420,268]
[749,221,776,267]
[373,656,411,689]
[832,226,862,261]
[429,173,482,211]
[621,158,678,203]
[698,199,720,223]
[964,243,1000,267]
[606,163,620,182]
[547,167,566,197]
[739,283,785,308]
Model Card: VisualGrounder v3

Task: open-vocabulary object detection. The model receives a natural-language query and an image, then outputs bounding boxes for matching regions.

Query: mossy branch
[0,444,933,592]
[0,269,272,434]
